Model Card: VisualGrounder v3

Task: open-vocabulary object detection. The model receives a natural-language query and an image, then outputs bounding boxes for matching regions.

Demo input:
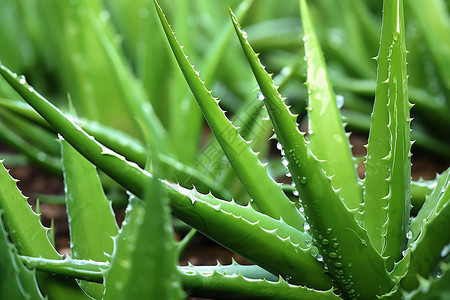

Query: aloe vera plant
[0,0,449,299]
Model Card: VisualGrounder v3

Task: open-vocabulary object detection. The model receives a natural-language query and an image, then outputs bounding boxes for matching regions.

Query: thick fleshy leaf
[229,3,394,298]
[21,256,338,299]
[154,0,304,232]
[407,0,450,91]
[103,187,184,299]
[61,139,119,298]
[301,0,363,211]
[408,169,450,246]
[364,0,411,268]
[400,171,450,291]
[0,211,44,300]
[0,59,333,290]
[0,161,89,299]
[403,262,450,300]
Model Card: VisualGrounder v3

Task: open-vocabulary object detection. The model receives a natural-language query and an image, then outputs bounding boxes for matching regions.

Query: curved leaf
[364,0,411,268]
[229,3,394,298]
[301,0,363,211]
[154,0,304,232]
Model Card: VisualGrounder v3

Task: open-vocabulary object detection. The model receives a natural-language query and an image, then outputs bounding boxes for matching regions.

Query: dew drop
[257,91,265,101]
[335,262,343,268]
[321,239,329,245]
[100,10,110,21]
[326,228,333,234]
[406,230,413,239]
[329,252,337,259]
[286,172,291,177]
[18,75,26,84]
[293,190,299,197]
[308,129,313,135]
[316,254,323,262]
[282,157,289,166]
[347,263,352,267]
[441,186,447,193]
[441,243,450,257]
[336,94,344,109]
[36,152,47,161]
[28,87,35,93]
[303,222,310,231]
[276,142,283,150]
[300,177,307,184]
[299,206,304,212]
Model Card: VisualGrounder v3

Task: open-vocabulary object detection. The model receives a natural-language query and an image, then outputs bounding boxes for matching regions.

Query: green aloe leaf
[39,0,137,135]
[408,169,450,246]
[364,0,411,268]
[301,0,363,211]
[410,178,436,214]
[180,270,339,300]
[167,184,330,289]
[153,0,305,231]
[407,0,450,91]
[61,139,119,298]
[21,256,338,299]
[0,211,44,300]
[0,62,324,290]
[0,121,61,174]
[78,119,232,199]
[0,109,60,157]
[0,161,89,299]
[403,262,450,300]
[400,171,450,291]
[229,2,393,298]
[103,183,184,299]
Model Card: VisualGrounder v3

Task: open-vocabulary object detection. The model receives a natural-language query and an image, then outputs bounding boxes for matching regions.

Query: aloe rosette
[0,0,449,299]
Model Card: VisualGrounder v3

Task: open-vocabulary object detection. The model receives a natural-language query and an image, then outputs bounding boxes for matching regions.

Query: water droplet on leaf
[303,222,310,231]
[18,75,26,84]
[406,231,413,239]
[257,91,264,101]
[336,94,344,109]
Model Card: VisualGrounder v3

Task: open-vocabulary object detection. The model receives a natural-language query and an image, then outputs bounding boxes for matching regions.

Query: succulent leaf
[103,188,184,299]
[400,170,450,291]
[403,262,450,300]
[180,269,339,300]
[0,211,44,300]
[153,0,305,232]
[229,2,394,298]
[61,139,119,298]
[0,161,89,299]
[364,0,412,268]
[20,256,338,300]
[301,0,363,211]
